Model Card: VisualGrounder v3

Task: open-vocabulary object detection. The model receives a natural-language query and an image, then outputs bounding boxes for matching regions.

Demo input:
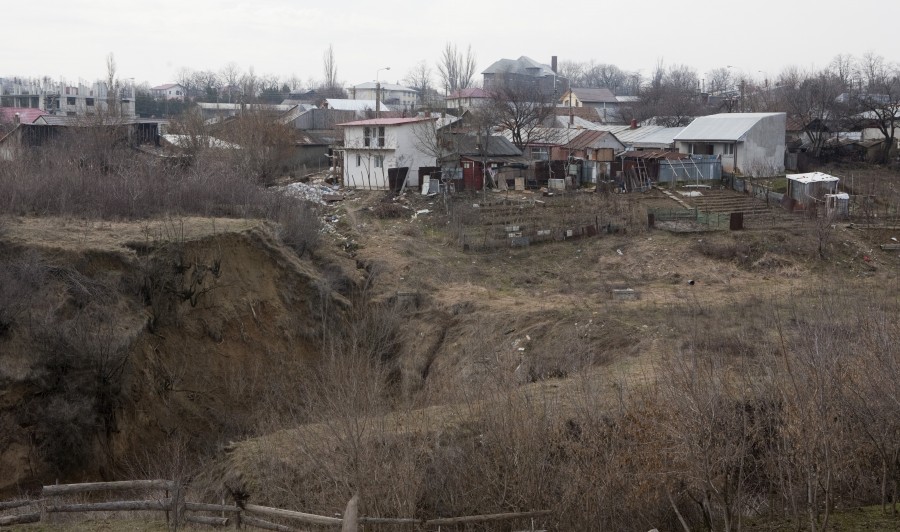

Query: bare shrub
[0,130,321,257]
[0,250,51,337]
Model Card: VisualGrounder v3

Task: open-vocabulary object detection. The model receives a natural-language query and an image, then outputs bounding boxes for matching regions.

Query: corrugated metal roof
[628,127,684,148]
[197,103,296,111]
[337,117,435,127]
[786,172,840,184]
[33,115,152,126]
[674,113,785,141]
[501,127,582,146]
[565,130,623,151]
[351,82,417,93]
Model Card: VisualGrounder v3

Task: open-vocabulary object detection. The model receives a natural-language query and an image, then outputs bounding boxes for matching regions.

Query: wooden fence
[0,480,550,531]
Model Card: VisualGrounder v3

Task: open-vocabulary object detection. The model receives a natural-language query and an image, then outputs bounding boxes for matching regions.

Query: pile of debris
[280,182,344,206]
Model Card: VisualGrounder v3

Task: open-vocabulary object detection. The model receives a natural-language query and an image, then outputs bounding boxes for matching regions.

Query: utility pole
[376,66,390,117]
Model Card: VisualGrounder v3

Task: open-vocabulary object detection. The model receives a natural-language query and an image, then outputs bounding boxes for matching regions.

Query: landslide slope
[0,217,356,493]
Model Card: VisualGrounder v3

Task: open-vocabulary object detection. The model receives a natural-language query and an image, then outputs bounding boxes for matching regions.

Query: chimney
[630,119,638,130]
[551,56,558,74]
[14,113,21,126]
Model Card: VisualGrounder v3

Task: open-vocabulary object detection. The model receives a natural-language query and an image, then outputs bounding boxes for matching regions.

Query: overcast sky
[2,0,898,89]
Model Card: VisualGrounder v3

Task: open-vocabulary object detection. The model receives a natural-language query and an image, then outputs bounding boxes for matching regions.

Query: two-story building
[150,83,186,101]
[338,116,438,190]
[349,82,418,110]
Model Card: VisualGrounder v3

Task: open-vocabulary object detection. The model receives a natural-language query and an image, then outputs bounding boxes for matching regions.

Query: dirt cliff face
[0,219,356,494]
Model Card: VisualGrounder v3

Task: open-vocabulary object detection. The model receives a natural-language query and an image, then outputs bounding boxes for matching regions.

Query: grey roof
[351,82,417,93]
[324,99,395,112]
[674,113,785,142]
[568,87,617,104]
[627,127,684,148]
[482,56,556,77]
[501,127,583,146]
[196,103,297,111]
[452,134,523,157]
[32,115,156,126]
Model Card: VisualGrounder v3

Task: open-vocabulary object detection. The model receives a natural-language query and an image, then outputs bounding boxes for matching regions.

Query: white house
[349,83,418,110]
[338,116,438,190]
[151,83,186,101]
[446,88,490,110]
[674,113,786,176]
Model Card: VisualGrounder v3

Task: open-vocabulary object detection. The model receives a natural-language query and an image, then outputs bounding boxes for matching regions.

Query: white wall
[739,113,785,176]
[342,122,437,189]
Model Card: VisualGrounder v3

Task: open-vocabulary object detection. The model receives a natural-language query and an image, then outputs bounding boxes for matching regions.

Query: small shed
[786,172,840,209]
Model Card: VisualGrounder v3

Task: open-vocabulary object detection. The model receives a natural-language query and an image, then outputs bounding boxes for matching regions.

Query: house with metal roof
[674,112,786,176]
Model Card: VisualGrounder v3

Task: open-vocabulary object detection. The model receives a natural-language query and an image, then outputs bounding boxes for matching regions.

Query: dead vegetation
[2,154,900,530]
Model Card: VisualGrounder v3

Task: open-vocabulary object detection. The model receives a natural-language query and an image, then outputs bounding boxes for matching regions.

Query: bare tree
[776,66,846,157]
[485,80,556,149]
[220,62,241,103]
[436,43,477,93]
[852,53,900,163]
[192,70,222,102]
[239,66,259,103]
[404,60,433,107]
[635,62,701,126]
[706,67,733,95]
[323,44,340,92]
[106,52,120,116]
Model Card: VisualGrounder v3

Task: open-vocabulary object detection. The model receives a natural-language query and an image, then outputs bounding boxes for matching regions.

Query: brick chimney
[630,119,638,129]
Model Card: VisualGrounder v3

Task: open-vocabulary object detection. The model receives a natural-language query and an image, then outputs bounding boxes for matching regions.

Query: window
[85,98,94,106]
[374,155,384,168]
[356,154,361,167]
[364,126,386,147]
[531,146,549,161]
[723,143,734,155]
[67,97,76,106]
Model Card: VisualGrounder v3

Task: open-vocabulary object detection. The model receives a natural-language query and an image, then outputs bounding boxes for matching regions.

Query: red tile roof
[0,107,49,124]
